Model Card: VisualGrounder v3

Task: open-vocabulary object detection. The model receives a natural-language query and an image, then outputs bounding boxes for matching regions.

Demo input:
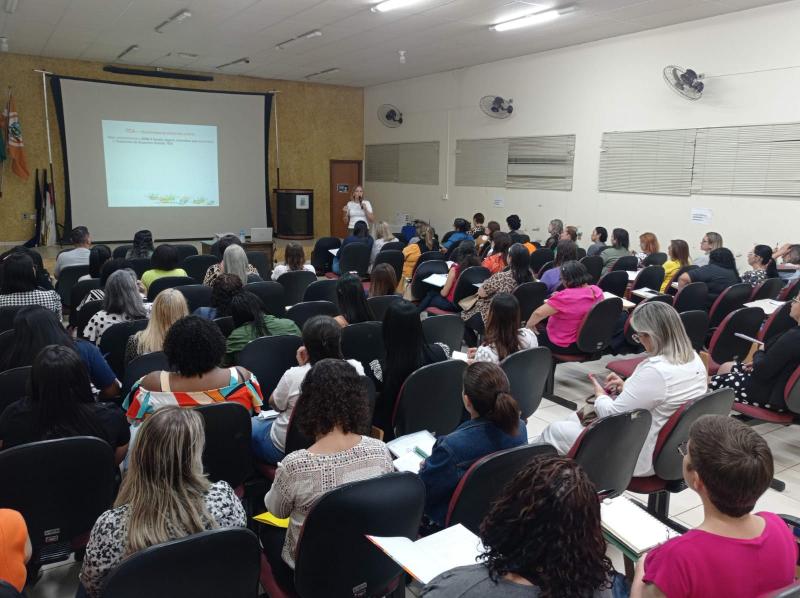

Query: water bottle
[239,229,246,243]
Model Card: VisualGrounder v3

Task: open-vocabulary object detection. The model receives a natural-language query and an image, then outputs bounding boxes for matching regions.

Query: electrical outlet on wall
[21,213,35,220]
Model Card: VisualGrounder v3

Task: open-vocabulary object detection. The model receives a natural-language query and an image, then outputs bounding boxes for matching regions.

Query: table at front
[200,239,274,267]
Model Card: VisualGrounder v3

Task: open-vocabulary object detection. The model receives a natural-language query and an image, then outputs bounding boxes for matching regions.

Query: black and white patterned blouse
[79,480,246,597]
[83,311,133,345]
[0,289,62,314]
[741,268,768,288]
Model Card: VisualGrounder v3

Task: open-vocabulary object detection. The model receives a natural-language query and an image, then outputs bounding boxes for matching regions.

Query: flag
[42,169,57,246]
[27,168,43,246]
[0,95,30,181]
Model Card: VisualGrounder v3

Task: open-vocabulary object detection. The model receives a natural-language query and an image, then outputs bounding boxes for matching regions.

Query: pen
[413,446,429,459]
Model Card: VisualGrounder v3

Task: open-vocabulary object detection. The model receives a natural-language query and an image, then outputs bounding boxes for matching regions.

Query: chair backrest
[643,252,668,266]
[380,241,405,252]
[341,321,385,369]
[0,581,21,598]
[101,528,261,598]
[680,310,709,352]
[778,278,800,301]
[0,306,24,333]
[611,255,639,272]
[767,582,800,598]
[751,277,785,301]
[244,281,286,317]
[580,255,604,283]
[245,250,271,280]
[367,294,404,322]
[277,270,317,306]
[576,247,587,259]
[303,279,338,304]
[568,409,652,497]
[236,335,303,396]
[120,351,169,399]
[182,254,218,283]
[0,437,115,567]
[632,266,665,292]
[597,270,628,298]
[174,284,213,313]
[74,300,105,339]
[760,301,794,343]
[445,443,557,532]
[512,281,547,324]
[393,360,467,437]
[373,250,404,282]
[650,388,735,481]
[112,244,132,259]
[0,366,30,420]
[500,347,552,419]
[415,250,446,269]
[310,237,341,275]
[98,319,149,378]
[286,300,339,329]
[673,281,709,313]
[666,265,699,295]
[172,244,199,262]
[707,307,765,365]
[708,283,752,329]
[421,314,464,353]
[339,242,371,277]
[214,316,235,338]
[575,297,623,354]
[529,248,554,273]
[68,278,101,323]
[146,276,196,302]
[451,266,491,306]
[0,329,14,361]
[55,265,90,307]
[124,257,152,280]
[293,473,425,598]
[784,367,800,414]
[195,402,253,489]
[537,260,555,278]
[410,260,449,301]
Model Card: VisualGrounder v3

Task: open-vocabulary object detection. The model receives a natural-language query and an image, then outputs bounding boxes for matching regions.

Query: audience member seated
[741,244,779,288]
[370,221,399,266]
[632,416,796,598]
[0,252,61,315]
[83,269,148,345]
[526,261,602,354]
[203,234,259,286]
[481,232,512,275]
[422,455,621,597]
[710,295,800,412]
[601,228,632,274]
[544,218,563,250]
[141,244,188,291]
[251,315,364,465]
[125,316,263,422]
[0,345,129,465]
[468,212,485,238]
[79,408,246,597]
[773,243,800,281]
[80,245,111,282]
[693,231,723,267]
[333,221,374,275]
[678,247,740,309]
[76,257,130,312]
[0,306,119,398]
[560,225,578,242]
[334,274,375,327]
[0,509,30,594]
[194,273,242,320]
[401,223,439,280]
[660,239,691,293]
[223,291,300,366]
[539,302,706,476]
[442,218,473,250]
[126,229,155,259]
[261,359,393,588]
[418,241,480,313]
[124,289,189,366]
[506,214,525,244]
[477,221,500,257]
[54,226,91,277]
[587,226,608,257]
[420,362,527,526]
[223,243,262,286]
[342,185,374,234]
[471,293,538,364]
[369,300,451,432]
[636,232,660,268]
[0,246,54,291]
[463,244,534,343]
[271,242,316,281]
[367,263,398,298]
[540,239,578,294]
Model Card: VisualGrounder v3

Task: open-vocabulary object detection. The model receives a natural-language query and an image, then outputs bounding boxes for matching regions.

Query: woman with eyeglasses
[538,302,707,477]
[710,295,800,413]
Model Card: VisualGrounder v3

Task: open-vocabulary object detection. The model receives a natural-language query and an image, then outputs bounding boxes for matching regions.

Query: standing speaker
[275,189,314,240]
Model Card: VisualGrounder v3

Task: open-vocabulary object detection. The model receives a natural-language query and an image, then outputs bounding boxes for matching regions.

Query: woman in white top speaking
[342,185,374,235]
[538,301,707,477]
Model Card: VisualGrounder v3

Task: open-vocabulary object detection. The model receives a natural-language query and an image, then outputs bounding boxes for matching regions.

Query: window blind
[506,135,575,190]
[455,138,509,187]
[365,144,399,183]
[365,142,440,185]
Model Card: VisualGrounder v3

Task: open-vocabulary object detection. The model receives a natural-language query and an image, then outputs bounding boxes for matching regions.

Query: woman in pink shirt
[526,260,602,353]
[632,415,796,598]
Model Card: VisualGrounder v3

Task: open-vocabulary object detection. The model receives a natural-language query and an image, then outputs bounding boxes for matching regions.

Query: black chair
[393,360,467,437]
[303,279,338,304]
[112,244,132,259]
[372,250,403,282]
[611,255,639,272]
[576,247,587,260]
[500,347,552,418]
[146,276,196,302]
[445,443,557,533]
[410,260,448,301]
[567,409,652,497]
[173,244,199,262]
[421,314,464,353]
[665,265,699,295]
[0,437,115,571]
[537,260,555,278]
[245,281,286,317]
[580,255,604,283]
[778,278,800,301]
[124,258,152,280]
[708,283,753,329]
[632,266,665,295]
[598,270,628,298]
[0,306,24,334]
[214,316,235,338]
[751,277,785,301]
[643,252,668,266]
[174,284,212,312]
[277,270,317,306]
[513,281,548,324]
[760,302,794,343]
[99,319,148,379]
[0,366,30,420]
[246,251,271,280]
[341,321,385,369]
[706,307,765,370]
[55,265,90,308]
[182,254,218,283]
[286,301,338,329]
[236,335,303,396]
[310,237,341,275]
[367,294,404,322]
[450,266,491,307]
[530,248,554,273]
[380,241,405,252]
[120,351,168,399]
[195,403,253,493]
[769,582,800,598]
[0,330,14,361]
[681,310,709,353]
[74,300,104,339]
[337,242,371,277]
[102,528,261,598]
[0,581,22,598]
[68,278,101,325]
[673,281,709,313]
[414,250,446,272]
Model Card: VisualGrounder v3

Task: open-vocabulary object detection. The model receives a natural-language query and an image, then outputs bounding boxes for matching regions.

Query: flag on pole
[42,169,57,246]
[0,94,30,181]
[28,168,43,246]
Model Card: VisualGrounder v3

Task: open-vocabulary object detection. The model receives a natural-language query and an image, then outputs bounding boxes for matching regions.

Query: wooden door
[330,160,362,238]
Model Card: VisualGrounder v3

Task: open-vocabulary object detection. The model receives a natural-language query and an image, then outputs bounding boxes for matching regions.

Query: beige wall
[0,52,363,242]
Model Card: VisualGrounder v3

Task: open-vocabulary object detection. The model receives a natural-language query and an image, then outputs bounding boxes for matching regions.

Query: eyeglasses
[677,441,689,457]
[792,297,800,305]
[631,333,641,344]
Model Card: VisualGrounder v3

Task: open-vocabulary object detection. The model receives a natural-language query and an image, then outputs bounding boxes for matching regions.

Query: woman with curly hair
[262,359,394,590]
[422,455,619,597]
[194,273,243,320]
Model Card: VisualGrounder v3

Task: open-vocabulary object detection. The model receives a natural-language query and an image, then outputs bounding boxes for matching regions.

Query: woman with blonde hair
[79,407,246,596]
[124,288,189,366]
[370,221,398,267]
[223,244,260,286]
[401,222,439,280]
[694,231,723,266]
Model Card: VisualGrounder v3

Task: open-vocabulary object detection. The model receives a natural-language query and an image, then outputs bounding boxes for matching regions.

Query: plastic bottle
[239,229,246,243]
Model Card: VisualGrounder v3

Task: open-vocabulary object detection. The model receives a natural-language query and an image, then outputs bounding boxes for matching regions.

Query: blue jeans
[251,417,285,464]
[418,291,456,312]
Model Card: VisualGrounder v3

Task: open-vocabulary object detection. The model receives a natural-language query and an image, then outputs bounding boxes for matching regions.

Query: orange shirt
[523,242,537,254]
[483,253,506,274]
[0,509,28,592]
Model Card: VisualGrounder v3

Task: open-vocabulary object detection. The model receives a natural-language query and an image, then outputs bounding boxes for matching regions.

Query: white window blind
[365,142,440,185]
[365,144,399,182]
[507,135,575,190]
[599,129,696,195]
[455,138,509,187]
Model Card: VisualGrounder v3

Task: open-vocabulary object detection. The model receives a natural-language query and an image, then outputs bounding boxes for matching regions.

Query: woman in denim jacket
[419,362,527,527]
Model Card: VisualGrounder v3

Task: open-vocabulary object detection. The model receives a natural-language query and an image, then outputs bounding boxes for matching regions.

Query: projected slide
[102,120,219,207]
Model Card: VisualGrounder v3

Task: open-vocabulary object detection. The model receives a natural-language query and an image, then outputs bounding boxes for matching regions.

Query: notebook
[422,273,448,287]
[451,350,469,362]
[627,270,638,282]
[386,430,437,459]
[367,524,484,584]
[601,496,679,556]
[603,291,636,310]
[329,248,339,256]
[631,287,658,299]
[744,298,785,315]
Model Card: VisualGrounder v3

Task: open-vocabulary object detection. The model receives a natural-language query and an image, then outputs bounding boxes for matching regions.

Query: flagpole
[268,89,281,189]
[35,69,57,246]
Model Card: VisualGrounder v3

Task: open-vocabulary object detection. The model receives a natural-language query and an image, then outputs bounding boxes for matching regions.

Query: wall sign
[337,184,349,193]
[296,194,310,210]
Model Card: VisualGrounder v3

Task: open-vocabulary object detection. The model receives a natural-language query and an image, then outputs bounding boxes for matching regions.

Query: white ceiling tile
[8,0,71,25]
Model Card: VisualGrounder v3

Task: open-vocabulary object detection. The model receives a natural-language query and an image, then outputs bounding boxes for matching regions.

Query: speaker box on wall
[275,189,314,240]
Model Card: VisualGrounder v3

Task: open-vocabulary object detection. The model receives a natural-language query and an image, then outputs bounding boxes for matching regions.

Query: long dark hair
[669,239,690,267]
[709,248,740,279]
[452,240,481,270]
[352,221,370,239]
[1,252,36,293]
[508,244,534,285]
[753,244,778,279]
[0,306,74,371]
[285,243,305,271]
[490,232,512,266]
[368,264,397,298]
[382,300,425,401]
[336,274,374,324]
[229,291,269,337]
[554,240,578,267]
[210,273,243,317]
[483,293,521,361]
[464,362,519,435]
[612,228,629,249]
[89,245,112,278]
[480,456,614,597]
[130,230,154,258]
[303,316,344,363]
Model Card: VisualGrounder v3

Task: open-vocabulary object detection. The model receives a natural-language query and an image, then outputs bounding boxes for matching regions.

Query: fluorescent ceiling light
[371,0,424,13]
[305,67,340,79]
[491,8,563,32]
[217,57,251,69]
[116,45,139,60]
[155,9,192,33]
[275,29,322,50]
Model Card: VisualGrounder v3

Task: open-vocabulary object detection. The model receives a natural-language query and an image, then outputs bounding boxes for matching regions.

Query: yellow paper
[253,512,290,528]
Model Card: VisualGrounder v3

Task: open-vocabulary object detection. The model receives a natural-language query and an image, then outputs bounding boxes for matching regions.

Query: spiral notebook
[601,497,679,556]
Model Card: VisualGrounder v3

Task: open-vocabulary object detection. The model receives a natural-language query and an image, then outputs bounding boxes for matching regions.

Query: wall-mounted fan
[378,104,403,127]
[663,66,704,100]
[479,95,513,119]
